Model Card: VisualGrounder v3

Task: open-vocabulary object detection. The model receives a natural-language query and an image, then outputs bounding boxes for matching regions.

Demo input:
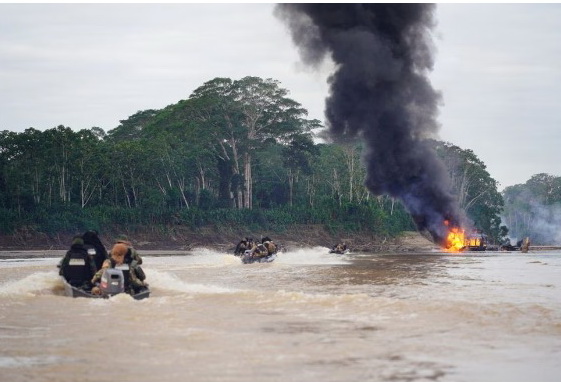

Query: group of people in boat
[330,242,348,254]
[58,231,149,295]
[234,236,349,257]
[234,236,278,260]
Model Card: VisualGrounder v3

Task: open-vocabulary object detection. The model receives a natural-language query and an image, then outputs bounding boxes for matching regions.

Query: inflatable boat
[241,250,277,264]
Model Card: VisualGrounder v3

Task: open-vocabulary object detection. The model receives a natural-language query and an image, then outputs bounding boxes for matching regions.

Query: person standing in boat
[520,237,531,253]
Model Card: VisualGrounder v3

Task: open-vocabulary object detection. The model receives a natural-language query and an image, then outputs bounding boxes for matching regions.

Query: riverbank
[0,225,439,254]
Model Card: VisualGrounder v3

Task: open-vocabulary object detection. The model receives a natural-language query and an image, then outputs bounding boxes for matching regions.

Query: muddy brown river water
[1,247,560,382]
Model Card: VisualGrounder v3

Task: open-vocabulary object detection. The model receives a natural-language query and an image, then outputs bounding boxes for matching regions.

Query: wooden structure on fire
[463,231,487,252]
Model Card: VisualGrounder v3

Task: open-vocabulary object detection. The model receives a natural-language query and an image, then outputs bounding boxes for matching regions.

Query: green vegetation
[433,141,507,243]
[502,173,561,245]
[0,76,508,244]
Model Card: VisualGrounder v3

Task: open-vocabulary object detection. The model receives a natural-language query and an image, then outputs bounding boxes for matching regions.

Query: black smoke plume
[275,4,466,246]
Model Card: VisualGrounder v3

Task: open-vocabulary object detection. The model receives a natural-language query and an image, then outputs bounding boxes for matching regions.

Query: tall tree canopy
[0,76,504,242]
[187,76,321,209]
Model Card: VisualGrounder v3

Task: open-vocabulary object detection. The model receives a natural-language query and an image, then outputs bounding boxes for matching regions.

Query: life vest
[110,251,146,281]
[263,241,277,255]
[60,244,97,287]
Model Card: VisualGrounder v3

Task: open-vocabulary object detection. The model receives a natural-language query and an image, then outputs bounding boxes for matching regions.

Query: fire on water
[445,225,465,252]
[442,220,484,253]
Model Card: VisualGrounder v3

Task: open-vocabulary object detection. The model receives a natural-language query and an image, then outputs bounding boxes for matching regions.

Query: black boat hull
[329,249,350,255]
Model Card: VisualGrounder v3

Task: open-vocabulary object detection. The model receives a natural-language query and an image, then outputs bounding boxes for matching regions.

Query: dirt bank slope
[0,225,438,253]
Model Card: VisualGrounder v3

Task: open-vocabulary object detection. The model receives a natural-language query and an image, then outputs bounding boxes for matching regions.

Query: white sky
[1,3,560,190]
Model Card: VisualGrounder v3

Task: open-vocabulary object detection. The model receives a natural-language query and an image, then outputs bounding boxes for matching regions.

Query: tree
[142,95,229,208]
[108,109,160,142]
[524,173,561,205]
[106,140,147,208]
[189,76,318,209]
[282,133,320,206]
[434,141,506,243]
[73,128,110,208]
[502,173,561,244]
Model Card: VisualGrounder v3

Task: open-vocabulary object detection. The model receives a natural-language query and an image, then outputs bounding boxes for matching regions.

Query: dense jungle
[0,76,558,250]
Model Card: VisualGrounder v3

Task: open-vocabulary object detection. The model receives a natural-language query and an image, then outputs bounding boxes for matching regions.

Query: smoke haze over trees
[434,141,506,243]
[502,174,561,245]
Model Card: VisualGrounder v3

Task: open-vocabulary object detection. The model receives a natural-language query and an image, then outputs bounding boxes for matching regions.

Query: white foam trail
[146,267,376,307]
[0,258,58,269]
[0,355,63,368]
[0,271,61,296]
[0,248,348,298]
[276,246,350,265]
[0,268,242,298]
[146,248,239,269]
[146,268,241,294]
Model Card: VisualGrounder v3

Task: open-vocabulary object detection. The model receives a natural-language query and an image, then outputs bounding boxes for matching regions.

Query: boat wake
[0,247,349,299]
[276,246,351,265]
[145,268,241,295]
[0,271,62,296]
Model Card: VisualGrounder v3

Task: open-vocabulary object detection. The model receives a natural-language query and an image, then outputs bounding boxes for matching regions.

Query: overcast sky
[1,3,560,191]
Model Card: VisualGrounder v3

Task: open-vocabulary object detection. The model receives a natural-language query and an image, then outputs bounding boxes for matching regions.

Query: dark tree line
[0,76,506,243]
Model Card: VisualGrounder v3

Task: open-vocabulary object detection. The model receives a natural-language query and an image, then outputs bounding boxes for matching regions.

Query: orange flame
[443,220,466,252]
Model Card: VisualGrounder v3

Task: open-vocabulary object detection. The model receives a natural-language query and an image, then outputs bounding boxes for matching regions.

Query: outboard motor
[99,268,125,296]
[241,249,254,264]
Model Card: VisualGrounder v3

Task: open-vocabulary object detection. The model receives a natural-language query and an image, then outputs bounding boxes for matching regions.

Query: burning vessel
[444,222,487,252]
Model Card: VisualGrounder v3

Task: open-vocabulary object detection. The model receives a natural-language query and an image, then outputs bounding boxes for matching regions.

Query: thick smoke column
[275,4,466,246]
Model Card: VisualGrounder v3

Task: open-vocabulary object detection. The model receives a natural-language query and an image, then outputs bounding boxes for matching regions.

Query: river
[1,247,560,382]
